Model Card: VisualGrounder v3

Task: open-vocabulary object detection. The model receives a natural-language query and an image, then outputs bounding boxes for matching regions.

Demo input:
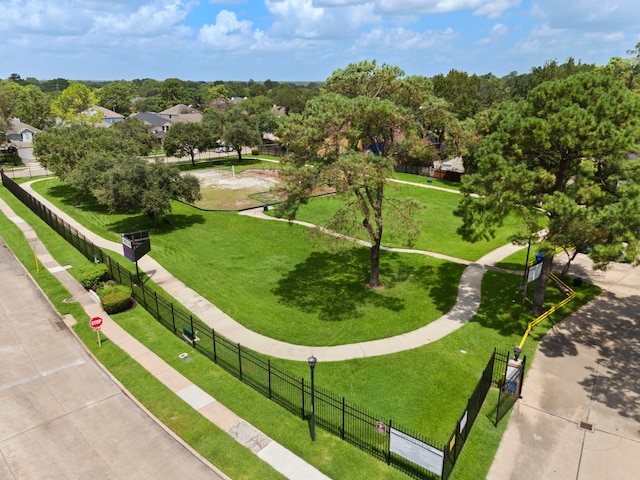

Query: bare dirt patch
[187,168,281,210]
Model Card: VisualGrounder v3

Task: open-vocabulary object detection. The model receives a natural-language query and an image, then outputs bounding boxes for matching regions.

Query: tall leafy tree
[455,71,640,314]
[88,157,201,223]
[51,83,97,121]
[97,80,135,115]
[277,61,436,288]
[163,122,217,166]
[14,84,53,130]
[34,123,154,178]
[204,96,277,161]
[0,80,22,139]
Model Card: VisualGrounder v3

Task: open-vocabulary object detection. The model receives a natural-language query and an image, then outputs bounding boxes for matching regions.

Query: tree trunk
[531,254,554,316]
[368,240,381,288]
[237,149,242,162]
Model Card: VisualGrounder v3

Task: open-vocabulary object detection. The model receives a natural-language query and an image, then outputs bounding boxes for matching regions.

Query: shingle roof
[133,112,172,127]
[7,118,42,135]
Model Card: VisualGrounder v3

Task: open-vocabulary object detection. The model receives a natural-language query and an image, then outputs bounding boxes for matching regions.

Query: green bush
[0,152,23,166]
[98,282,133,314]
[79,263,109,289]
[251,148,259,156]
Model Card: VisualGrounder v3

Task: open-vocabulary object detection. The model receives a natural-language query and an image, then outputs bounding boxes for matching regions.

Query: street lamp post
[307,355,317,441]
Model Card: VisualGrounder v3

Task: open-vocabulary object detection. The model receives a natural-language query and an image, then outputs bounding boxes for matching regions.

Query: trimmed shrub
[251,148,259,156]
[98,282,133,314]
[79,263,109,289]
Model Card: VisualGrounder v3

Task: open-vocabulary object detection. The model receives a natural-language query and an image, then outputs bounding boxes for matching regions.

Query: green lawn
[31,177,467,346]
[290,183,525,261]
[5,173,602,480]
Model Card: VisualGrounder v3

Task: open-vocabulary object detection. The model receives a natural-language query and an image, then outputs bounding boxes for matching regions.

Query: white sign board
[390,428,444,476]
[527,262,543,283]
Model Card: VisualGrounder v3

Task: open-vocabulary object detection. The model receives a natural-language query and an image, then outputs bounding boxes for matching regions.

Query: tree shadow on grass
[272,249,464,323]
[106,213,205,237]
[273,249,402,322]
[46,183,108,213]
[44,182,205,235]
[467,271,531,337]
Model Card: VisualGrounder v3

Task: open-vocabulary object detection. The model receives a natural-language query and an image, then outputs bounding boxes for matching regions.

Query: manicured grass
[31,178,467,346]
[4,178,602,480]
[391,171,462,190]
[0,192,286,480]
[291,184,525,261]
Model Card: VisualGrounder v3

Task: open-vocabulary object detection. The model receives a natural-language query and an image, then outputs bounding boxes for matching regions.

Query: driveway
[488,255,640,479]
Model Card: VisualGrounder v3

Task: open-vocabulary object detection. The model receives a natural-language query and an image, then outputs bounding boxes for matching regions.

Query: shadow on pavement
[539,291,640,423]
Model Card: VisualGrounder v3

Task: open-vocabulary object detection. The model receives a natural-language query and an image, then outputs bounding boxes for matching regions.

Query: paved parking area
[0,238,226,480]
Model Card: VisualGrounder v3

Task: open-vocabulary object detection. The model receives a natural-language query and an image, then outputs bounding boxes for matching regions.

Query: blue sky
[0,1,637,82]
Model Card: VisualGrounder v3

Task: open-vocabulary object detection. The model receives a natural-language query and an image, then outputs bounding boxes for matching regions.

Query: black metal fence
[2,171,518,479]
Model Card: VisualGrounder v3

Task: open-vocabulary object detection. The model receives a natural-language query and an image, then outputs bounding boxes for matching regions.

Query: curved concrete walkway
[20,177,525,362]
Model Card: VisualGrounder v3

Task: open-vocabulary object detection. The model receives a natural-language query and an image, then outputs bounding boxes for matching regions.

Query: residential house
[133,105,206,144]
[82,106,125,127]
[131,112,173,144]
[5,118,42,159]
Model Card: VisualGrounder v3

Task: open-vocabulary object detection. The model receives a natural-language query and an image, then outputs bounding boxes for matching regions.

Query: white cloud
[0,0,93,35]
[91,1,191,36]
[198,10,266,50]
[531,0,639,32]
[374,0,521,18]
[473,0,520,20]
[477,22,509,44]
[355,26,457,51]
[266,0,378,40]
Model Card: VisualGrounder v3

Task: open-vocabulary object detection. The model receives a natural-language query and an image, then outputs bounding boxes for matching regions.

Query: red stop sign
[90,316,103,330]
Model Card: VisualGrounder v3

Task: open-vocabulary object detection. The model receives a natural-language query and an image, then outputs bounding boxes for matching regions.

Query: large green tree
[455,71,640,314]
[276,61,439,288]
[0,80,22,139]
[97,80,135,115]
[34,123,200,222]
[34,123,153,178]
[83,155,201,222]
[14,84,53,130]
[163,121,217,166]
[204,96,277,161]
[51,83,97,121]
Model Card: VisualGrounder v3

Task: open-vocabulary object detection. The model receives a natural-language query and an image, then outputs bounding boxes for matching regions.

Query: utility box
[504,358,523,398]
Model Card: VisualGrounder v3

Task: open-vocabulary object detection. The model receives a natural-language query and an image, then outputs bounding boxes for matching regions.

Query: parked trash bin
[573,277,583,287]
[263,203,269,212]
[535,253,545,264]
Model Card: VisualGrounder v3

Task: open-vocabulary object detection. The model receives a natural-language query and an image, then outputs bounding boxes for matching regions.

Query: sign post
[90,316,103,346]
[122,231,151,283]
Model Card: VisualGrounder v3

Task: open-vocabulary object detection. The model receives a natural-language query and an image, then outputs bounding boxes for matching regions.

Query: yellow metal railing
[516,248,576,351]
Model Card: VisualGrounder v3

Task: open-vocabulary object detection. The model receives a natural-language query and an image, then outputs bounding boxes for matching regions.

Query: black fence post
[212,328,217,362]
[386,418,392,465]
[238,343,242,381]
[268,359,272,400]
[301,377,306,419]
[341,397,346,440]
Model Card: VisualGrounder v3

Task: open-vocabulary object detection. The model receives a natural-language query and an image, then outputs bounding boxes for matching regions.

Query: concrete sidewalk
[0,199,330,480]
[488,256,640,480]
[20,177,525,362]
